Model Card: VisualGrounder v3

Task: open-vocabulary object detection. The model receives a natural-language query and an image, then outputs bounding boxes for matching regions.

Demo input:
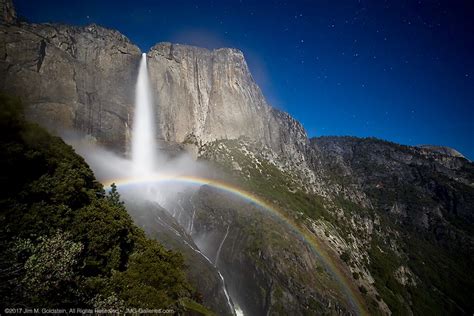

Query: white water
[131,53,157,175]
[189,206,196,233]
[188,191,197,234]
[182,237,236,315]
[215,225,230,266]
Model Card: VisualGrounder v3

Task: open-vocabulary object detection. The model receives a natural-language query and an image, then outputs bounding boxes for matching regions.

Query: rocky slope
[121,194,235,316]
[164,183,357,315]
[198,136,474,315]
[309,136,474,314]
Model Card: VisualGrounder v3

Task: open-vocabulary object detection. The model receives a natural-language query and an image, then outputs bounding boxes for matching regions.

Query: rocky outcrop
[0,0,16,24]
[418,144,466,159]
[0,20,140,152]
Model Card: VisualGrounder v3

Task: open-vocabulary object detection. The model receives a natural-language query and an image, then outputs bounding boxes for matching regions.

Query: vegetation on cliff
[201,137,474,315]
[0,94,207,313]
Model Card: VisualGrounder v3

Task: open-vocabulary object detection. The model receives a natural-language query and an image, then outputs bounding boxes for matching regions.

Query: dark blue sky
[16,0,473,159]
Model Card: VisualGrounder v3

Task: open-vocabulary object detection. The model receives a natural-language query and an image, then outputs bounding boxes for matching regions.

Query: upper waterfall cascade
[131,53,157,175]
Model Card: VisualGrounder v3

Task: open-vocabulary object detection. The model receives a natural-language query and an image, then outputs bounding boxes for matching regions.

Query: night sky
[15,0,474,159]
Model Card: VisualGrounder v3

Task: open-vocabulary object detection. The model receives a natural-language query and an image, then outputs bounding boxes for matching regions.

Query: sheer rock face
[0,21,140,152]
[0,17,309,160]
[148,42,308,158]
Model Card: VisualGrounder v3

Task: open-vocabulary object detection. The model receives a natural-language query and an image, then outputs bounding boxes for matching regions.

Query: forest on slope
[0,94,209,314]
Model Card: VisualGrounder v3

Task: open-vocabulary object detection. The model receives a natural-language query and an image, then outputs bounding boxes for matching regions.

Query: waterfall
[215,225,230,266]
[189,206,196,234]
[182,237,236,315]
[130,53,243,316]
[131,53,157,175]
[188,191,197,234]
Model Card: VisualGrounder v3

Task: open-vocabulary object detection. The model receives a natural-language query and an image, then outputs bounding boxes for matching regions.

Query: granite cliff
[0,0,307,162]
[0,9,140,152]
[147,42,308,159]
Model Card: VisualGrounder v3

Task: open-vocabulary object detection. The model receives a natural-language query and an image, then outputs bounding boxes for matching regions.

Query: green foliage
[403,234,473,315]
[181,298,215,315]
[0,94,203,312]
[109,239,191,308]
[201,139,333,223]
[17,231,83,305]
[367,241,408,315]
[366,231,474,315]
[107,183,124,207]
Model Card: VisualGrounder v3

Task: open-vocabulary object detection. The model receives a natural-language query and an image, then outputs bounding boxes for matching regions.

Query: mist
[63,131,213,209]
[62,53,214,211]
